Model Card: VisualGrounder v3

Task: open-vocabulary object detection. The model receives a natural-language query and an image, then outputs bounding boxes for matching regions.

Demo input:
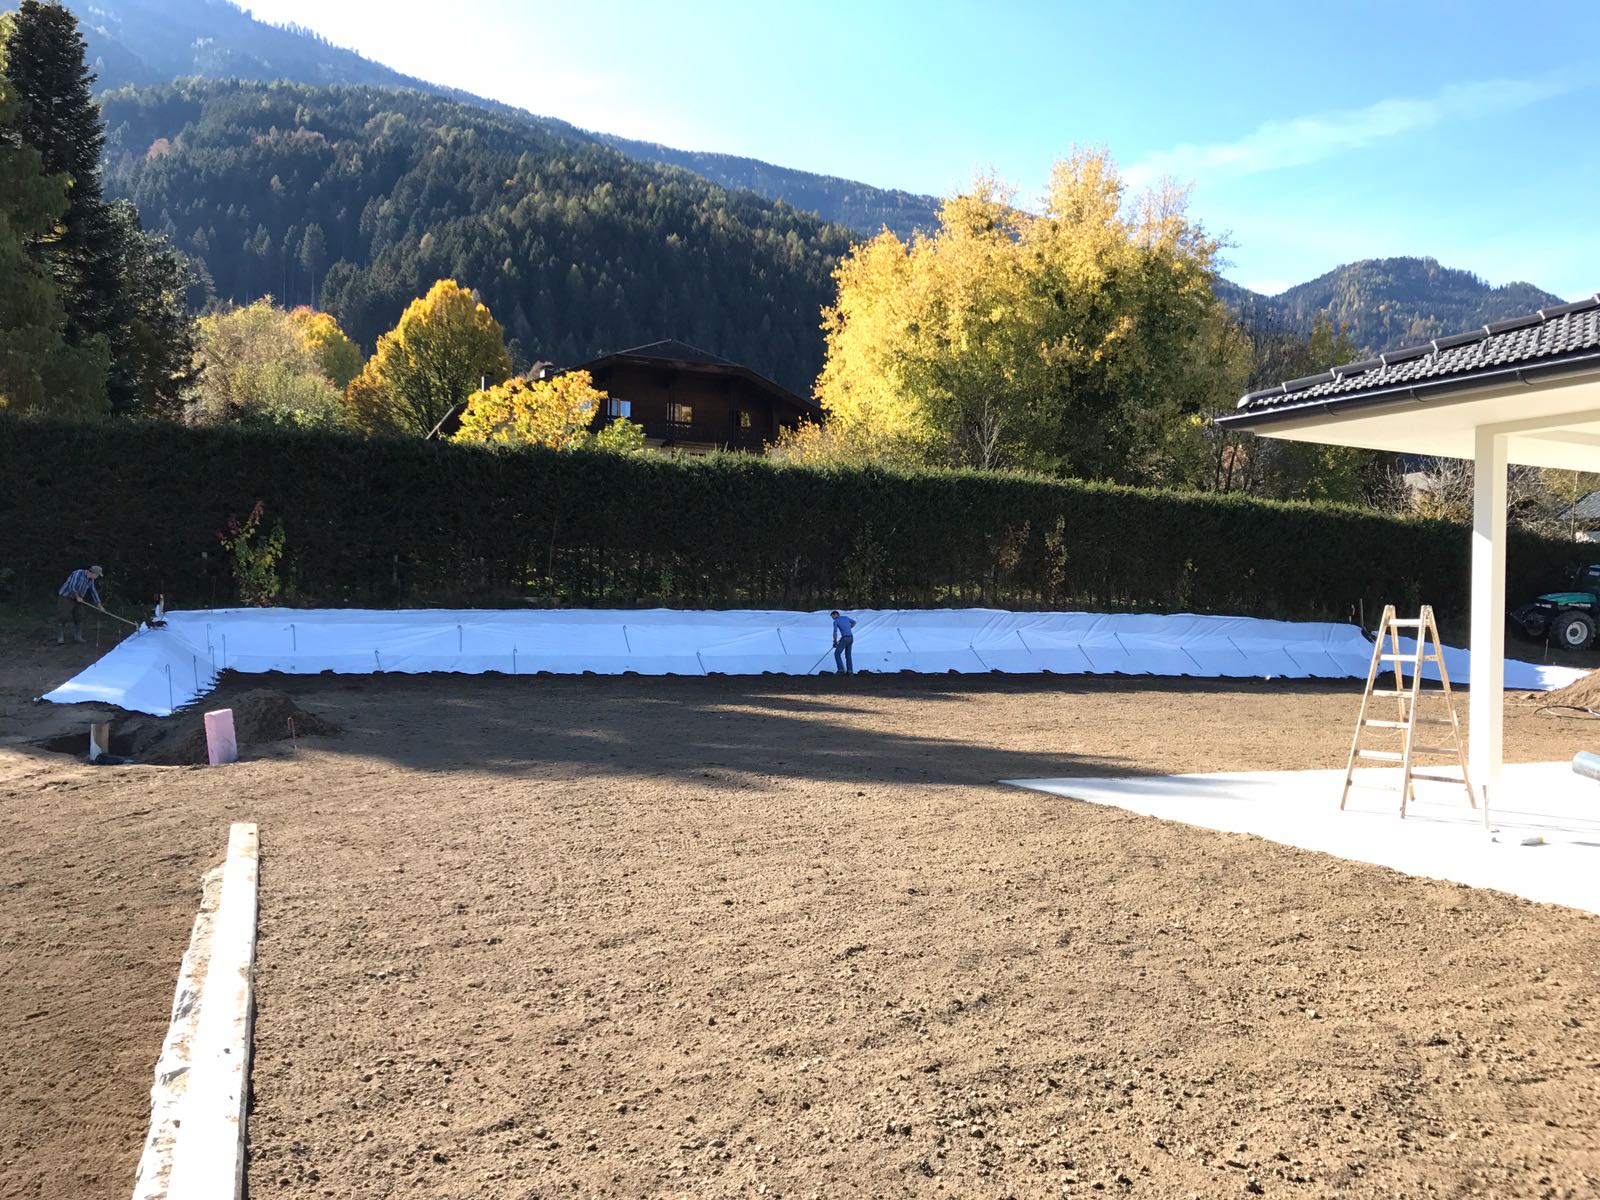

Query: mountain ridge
[52,0,1577,360]
[1216,259,1567,355]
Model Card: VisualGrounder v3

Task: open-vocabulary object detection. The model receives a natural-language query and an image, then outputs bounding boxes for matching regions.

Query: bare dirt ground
[2,627,1598,1200]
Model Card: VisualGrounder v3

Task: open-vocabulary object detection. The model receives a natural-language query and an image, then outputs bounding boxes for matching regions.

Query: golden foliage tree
[814,150,1242,481]
[190,297,351,429]
[289,307,363,388]
[348,279,512,435]
[451,370,644,453]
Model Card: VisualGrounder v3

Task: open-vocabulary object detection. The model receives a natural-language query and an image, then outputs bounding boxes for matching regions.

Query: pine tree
[298,223,326,306]
[0,74,108,415]
[2,2,201,416]
[107,201,200,417]
[1,1,121,347]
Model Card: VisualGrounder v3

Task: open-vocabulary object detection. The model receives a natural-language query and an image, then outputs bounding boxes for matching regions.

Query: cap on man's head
[830,610,839,617]
[89,565,104,576]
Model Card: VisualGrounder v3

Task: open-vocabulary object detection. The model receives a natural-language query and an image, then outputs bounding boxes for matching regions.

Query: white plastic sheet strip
[40,607,1587,717]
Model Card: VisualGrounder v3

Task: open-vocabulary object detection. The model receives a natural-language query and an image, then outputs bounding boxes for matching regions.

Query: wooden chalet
[426,340,818,452]
[578,339,818,453]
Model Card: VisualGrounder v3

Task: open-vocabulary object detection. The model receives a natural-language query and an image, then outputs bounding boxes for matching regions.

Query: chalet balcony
[626,418,773,452]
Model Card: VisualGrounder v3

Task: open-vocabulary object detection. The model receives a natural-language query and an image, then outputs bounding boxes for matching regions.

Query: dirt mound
[1543,668,1600,711]
[134,689,337,765]
[32,689,340,765]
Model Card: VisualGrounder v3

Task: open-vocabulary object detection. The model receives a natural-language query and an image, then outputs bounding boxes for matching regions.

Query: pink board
[204,708,238,765]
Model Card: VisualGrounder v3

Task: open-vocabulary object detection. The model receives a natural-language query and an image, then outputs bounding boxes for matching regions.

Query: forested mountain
[57,1,1574,381]
[67,0,480,101]
[62,0,936,242]
[101,80,853,390]
[1218,258,1567,355]
[593,134,941,242]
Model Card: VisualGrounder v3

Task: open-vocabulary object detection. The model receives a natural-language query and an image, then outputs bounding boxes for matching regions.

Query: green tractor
[1510,563,1600,651]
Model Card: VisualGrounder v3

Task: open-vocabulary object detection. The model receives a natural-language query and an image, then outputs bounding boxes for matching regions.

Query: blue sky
[243,0,1600,299]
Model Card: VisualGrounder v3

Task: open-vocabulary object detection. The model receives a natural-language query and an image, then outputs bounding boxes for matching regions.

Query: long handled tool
[81,594,167,631]
[84,602,148,632]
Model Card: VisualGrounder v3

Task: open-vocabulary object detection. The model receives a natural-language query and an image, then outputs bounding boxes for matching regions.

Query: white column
[1469,427,1507,812]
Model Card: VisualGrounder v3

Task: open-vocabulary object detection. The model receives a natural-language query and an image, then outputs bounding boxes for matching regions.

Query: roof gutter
[1215,349,1600,431]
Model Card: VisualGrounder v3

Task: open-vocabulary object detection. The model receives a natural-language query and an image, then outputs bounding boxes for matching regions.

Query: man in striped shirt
[56,565,104,644]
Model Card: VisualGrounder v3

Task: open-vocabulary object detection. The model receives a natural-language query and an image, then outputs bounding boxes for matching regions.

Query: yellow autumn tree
[813,149,1238,480]
[289,307,363,388]
[189,298,352,429]
[451,370,644,453]
[812,228,932,455]
[347,279,513,435]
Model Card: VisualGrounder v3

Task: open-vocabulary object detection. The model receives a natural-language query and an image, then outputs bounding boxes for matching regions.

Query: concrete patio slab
[1008,761,1600,915]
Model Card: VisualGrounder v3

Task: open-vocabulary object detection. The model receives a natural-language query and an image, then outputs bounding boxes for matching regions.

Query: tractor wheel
[1554,611,1596,651]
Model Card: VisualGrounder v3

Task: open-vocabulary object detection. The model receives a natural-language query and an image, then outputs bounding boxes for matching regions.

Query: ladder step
[1379,653,1443,663]
[1362,717,1452,728]
[1346,772,1468,788]
[1355,746,1459,762]
[1370,688,1443,698]
[1383,619,1424,628]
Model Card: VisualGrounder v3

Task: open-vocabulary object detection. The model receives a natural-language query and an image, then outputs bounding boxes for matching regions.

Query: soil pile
[136,689,338,764]
[1543,668,1600,711]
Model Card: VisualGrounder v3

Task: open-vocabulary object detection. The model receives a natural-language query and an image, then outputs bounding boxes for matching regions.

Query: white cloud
[1125,74,1583,190]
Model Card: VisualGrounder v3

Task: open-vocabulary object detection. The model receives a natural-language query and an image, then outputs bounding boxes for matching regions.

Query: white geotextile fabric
[40,607,1587,717]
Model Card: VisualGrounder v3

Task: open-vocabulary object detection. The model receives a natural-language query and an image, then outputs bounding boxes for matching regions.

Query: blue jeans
[833,636,853,674]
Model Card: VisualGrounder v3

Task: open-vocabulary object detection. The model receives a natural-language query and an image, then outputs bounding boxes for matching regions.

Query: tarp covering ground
[41,608,1587,717]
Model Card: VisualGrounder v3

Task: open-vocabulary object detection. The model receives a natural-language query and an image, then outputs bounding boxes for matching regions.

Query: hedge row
[0,414,1586,627]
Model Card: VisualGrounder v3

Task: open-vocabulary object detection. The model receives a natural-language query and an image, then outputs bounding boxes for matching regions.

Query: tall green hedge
[0,414,1586,626]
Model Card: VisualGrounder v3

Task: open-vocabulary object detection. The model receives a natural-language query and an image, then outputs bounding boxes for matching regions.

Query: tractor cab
[1510,564,1600,650]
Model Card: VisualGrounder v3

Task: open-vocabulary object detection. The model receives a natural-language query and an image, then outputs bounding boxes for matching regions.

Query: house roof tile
[1226,294,1600,423]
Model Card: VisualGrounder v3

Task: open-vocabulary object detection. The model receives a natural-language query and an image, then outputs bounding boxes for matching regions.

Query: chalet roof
[578,338,818,412]
[1219,294,1600,427]
[1559,490,1600,523]
[601,339,738,367]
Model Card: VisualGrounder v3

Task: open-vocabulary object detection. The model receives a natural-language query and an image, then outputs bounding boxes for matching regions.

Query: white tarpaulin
[40,607,1587,717]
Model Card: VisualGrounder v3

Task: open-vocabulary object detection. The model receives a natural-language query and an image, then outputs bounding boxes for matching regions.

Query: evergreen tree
[107,200,200,417]
[0,73,108,415]
[298,222,326,307]
[1,2,200,416]
[1,1,121,347]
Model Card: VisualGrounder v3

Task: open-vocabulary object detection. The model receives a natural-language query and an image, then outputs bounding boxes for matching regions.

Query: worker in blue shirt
[56,565,104,644]
[830,610,856,675]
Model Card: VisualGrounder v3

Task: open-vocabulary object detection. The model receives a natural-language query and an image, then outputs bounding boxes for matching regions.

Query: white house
[1215,294,1600,807]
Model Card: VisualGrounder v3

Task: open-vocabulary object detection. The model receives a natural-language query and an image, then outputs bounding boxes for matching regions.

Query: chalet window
[668,402,693,426]
[738,410,752,429]
[605,398,632,419]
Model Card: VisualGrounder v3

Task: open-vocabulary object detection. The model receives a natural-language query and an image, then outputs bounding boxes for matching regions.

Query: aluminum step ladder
[1340,604,1475,817]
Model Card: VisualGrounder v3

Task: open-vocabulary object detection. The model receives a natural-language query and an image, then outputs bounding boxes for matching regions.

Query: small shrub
[217,500,286,605]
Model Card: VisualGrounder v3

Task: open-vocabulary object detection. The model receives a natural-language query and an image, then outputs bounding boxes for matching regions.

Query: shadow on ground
[24,669,1376,790]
